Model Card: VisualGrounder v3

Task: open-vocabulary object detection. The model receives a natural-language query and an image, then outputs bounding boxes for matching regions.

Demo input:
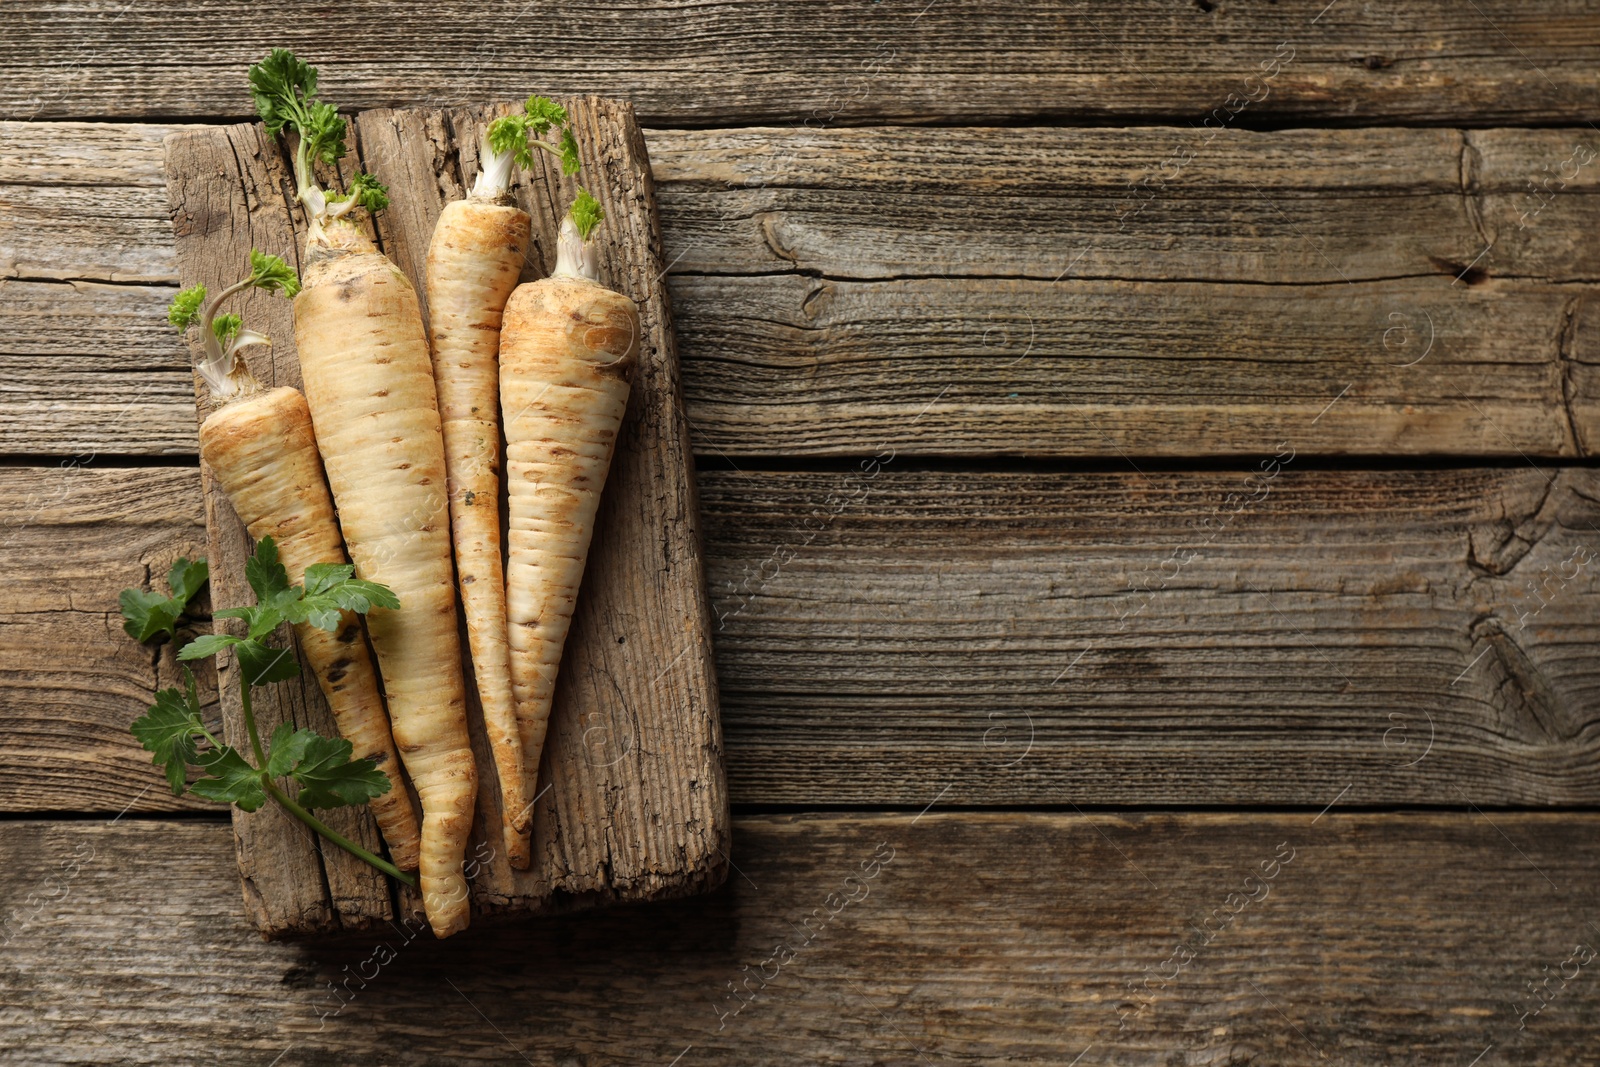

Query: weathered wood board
[11,121,1600,460]
[3,813,1598,1065]
[7,1,1600,126]
[9,463,1600,813]
[161,98,727,937]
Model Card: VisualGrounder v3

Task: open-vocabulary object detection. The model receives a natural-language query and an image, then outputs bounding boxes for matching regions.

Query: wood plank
[0,122,195,284]
[701,465,1600,807]
[7,121,1600,458]
[0,467,211,814]
[672,272,1598,458]
[6,1,1600,124]
[0,280,195,456]
[163,99,728,937]
[655,125,1600,282]
[8,464,1600,811]
[655,123,1600,457]
[1,812,1597,1063]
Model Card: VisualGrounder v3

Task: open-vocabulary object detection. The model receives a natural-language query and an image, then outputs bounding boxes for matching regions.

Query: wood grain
[6,1,1600,125]
[9,463,1600,812]
[0,467,211,814]
[1,812,1596,1065]
[701,465,1600,807]
[162,99,728,937]
[0,280,196,457]
[8,122,1600,459]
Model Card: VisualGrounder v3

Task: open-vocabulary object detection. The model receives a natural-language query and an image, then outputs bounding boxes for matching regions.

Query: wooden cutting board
[163,97,728,939]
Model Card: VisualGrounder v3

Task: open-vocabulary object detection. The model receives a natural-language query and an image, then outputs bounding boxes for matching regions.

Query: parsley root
[252,49,476,936]
[172,252,422,871]
[423,97,579,868]
[500,190,639,806]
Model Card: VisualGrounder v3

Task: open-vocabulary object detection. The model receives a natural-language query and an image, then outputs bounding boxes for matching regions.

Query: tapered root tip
[424,875,473,939]
[505,824,532,871]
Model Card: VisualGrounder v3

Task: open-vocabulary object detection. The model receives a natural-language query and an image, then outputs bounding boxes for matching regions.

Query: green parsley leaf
[248,49,347,183]
[246,536,291,603]
[181,628,300,684]
[248,48,318,135]
[296,563,399,631]
[558,127,582,176]
[130,670,206,795]
[191,746,267,812]
[212,312,243,347]
[320,578,400,617]
[249,250,301,298]
[303,100,347,168]
[302,562,355,595]
[215,595,300,642]
[177,632,240,662]
[569,188,604,240]
[119,556,209,643]
[120,588,184,645]
[524,94,568,134]
[289,734,391,809]
[168,285,207,332]
[235,639,301,687]
[486,97,578,179]
[167,558,210,604]
[347,172,389,214]
[487,114,537,171]
[265,722,318,778]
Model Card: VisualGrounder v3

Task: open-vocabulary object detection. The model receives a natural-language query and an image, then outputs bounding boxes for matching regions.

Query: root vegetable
[173,252,423,872]
[251,49,476,936]
[422,97,578,867]
[499,190,639,806]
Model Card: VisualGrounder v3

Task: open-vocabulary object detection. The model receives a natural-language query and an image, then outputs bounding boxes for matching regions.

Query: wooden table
[4,3,1600,1062]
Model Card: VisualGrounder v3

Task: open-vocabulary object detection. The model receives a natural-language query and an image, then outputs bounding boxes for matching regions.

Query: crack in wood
[1557,294,1587,455]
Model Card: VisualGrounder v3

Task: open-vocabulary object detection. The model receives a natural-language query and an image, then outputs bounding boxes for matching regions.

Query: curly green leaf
[168,286,207,333]
[569,188,604,240]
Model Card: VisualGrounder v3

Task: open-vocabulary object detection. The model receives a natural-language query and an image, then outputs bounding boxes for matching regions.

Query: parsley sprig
[248,49,388,231]
[474,94,582,198]
[120,538,413,886]
[170,250,300,399]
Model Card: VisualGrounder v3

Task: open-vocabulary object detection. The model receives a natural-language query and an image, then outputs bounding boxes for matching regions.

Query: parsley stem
[239,681,269,769]
[240,677,415,886]
[263,777,417,887]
